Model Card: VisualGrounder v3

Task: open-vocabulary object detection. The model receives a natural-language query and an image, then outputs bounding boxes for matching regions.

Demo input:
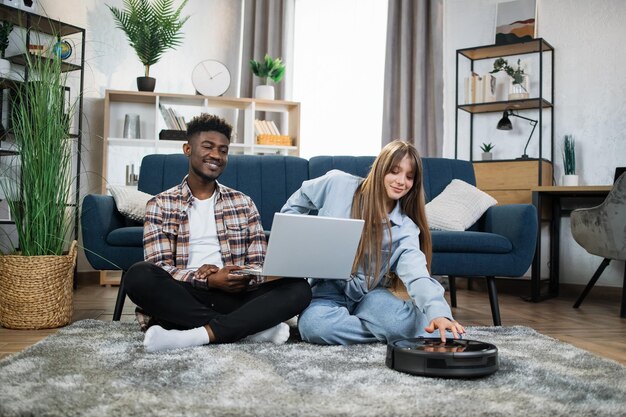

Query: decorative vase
[508,74,529,100]
[255,84,275,100]
[137,76,156,92]
[563,174,579,186]
[0,58,11,77]
[481,152,493,161]
[0,241,77,329]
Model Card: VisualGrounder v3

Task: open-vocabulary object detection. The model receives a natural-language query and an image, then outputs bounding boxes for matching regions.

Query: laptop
[238,213,365,280]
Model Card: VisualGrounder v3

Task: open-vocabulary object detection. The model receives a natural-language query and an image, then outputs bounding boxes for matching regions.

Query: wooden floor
[1,275,625,364]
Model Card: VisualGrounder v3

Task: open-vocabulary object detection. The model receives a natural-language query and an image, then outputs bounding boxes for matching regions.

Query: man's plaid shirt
[143,176,267,290]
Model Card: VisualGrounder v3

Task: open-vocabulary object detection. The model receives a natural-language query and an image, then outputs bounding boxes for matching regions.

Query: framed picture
[494,0,537,45]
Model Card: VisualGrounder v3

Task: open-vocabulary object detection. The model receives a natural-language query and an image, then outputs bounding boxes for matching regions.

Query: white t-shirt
[187,192,223,270]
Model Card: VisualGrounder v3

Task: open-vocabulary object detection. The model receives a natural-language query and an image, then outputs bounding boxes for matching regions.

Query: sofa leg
[486,276,501,326]
[113,271,127,321]
[448,276,457,308]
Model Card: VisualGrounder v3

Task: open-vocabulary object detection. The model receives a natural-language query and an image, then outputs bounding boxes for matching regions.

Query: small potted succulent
[480,142,495,160]
[249,54,286,100]
[0,20,14,76]
[490,58,529,100]
[562,134,578,186]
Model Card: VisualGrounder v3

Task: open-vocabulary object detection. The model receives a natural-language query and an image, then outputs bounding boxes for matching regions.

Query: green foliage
[480,142,495,152]
[2,48,77,256]
[0,21,14,59]
[249,54,286,84]
[108,0,189,77]
[562,134,576,175]
[491,58,526,86]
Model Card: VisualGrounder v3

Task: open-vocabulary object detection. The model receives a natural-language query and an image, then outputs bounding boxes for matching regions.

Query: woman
[281,140,465,345]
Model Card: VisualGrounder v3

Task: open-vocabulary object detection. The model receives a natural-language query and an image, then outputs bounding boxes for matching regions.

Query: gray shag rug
[0,320,625,417]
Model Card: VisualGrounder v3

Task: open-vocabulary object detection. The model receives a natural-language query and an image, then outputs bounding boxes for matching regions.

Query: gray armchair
[570,173,626,317]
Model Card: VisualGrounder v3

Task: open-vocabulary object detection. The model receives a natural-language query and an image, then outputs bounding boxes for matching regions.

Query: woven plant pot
[0,241,77,329]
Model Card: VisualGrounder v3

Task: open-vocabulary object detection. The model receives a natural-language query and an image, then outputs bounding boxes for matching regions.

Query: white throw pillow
[107,185,153,223]
[426,179,497,231]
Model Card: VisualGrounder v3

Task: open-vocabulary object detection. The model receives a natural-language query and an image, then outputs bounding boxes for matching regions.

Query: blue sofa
[81,154,537,325]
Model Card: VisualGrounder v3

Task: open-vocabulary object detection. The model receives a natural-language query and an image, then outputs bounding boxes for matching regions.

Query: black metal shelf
[0,5,85,241]
[458,98,553,114]
[0,5,83,37]
[454,38,555,186]
[8,53,82,73]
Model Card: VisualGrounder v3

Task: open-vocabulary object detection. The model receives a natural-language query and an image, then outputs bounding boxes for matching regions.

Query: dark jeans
[124,262,312,343]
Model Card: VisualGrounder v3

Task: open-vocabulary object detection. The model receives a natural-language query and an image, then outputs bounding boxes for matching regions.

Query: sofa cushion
[432,231,512,254]
[108,185,152,222]
[426,179,497,231]
[107,226,144,247]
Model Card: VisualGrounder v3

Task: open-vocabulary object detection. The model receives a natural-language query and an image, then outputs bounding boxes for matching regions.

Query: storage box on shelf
[455,39,554,192]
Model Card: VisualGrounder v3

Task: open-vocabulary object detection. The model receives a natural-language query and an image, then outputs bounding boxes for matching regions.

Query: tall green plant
[3,48,77,256]
[108,0,189,77]
[563,134,576,175]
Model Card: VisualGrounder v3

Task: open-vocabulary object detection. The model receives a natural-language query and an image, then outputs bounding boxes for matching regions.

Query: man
[124,114,312,352]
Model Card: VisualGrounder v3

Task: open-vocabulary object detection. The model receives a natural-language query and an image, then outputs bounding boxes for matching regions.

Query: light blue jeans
[298,280,444,345]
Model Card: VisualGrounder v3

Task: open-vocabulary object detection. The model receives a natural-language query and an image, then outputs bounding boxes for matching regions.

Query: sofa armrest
[81,194,128,270]
[483,204,537,255]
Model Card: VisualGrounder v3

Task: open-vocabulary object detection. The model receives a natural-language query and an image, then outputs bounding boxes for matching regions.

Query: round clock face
[191,60,231,96]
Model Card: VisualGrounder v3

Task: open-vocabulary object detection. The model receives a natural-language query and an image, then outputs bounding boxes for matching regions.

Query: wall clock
[191,60,231,96]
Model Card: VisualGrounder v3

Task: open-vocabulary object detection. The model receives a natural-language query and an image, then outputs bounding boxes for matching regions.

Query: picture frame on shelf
[494,0,537,45]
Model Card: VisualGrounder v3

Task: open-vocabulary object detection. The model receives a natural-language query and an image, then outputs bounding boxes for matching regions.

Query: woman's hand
[424,317,466,342]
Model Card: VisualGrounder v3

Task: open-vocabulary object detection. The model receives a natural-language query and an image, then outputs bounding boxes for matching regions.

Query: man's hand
[206,265,249,292]
[195,264,220,281]
[424,317,466,342]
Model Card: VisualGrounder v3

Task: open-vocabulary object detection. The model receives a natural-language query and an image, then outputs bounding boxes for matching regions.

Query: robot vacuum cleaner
[386,337,499,378]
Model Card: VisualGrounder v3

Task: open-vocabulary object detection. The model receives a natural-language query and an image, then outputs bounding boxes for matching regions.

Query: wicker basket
[256,134,292,146]
[0,241,77,329]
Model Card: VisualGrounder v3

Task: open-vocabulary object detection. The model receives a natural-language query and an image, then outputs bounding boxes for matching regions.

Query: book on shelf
[464,72,497,104]
[254,119,281,136]
[483,73,497,102]
[158,103,187,131]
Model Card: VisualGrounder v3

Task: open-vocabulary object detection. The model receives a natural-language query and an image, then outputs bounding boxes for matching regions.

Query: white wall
[443,0,626,287]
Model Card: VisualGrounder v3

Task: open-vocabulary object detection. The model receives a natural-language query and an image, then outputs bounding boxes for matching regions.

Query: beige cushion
[426,179,497,231]
[107,185,153,222]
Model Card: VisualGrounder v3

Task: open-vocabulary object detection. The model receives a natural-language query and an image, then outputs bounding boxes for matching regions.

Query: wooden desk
[530,185,612,301]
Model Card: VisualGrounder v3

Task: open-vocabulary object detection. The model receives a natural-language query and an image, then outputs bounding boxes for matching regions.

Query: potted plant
[562,134,578,186]
[108,0,189,92]
[480,142,495,160]
[490,58,529,100]
[0,44,78,329]
[0,20,14,76]
[249,53,286,100]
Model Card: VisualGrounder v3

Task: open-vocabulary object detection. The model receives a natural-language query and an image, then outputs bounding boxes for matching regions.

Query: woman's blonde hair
[350,140,432,289]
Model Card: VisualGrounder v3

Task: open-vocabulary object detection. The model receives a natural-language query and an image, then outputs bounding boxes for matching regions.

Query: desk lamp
[496,110,538,159]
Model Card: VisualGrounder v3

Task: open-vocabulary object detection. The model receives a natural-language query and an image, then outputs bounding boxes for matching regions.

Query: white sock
[143,325,210,353]
[245,322,290,344]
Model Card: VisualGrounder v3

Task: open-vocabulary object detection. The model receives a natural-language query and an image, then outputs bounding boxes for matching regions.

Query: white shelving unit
[102,90,301,191]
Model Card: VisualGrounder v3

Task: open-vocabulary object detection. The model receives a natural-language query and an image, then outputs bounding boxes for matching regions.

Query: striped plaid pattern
[143,176,267,289]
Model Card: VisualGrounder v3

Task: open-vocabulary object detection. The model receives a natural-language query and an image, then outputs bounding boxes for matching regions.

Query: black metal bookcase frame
[454,38,555,185]
[0,5,85,244]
